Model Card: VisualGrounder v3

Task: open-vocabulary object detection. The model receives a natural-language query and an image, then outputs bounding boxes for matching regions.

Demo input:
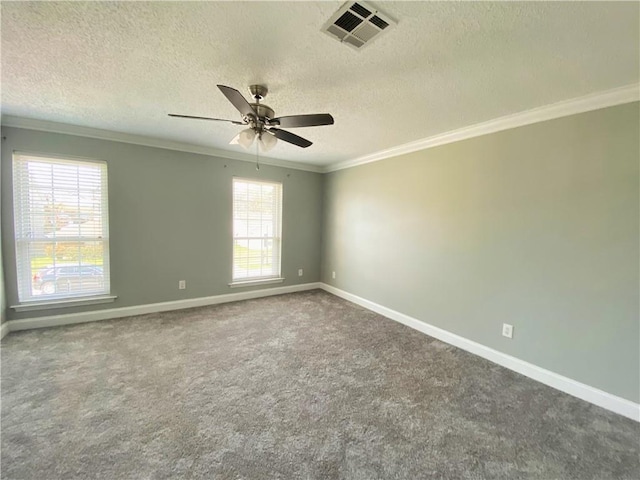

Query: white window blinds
[232,178,282,281]
[12,153,110,302]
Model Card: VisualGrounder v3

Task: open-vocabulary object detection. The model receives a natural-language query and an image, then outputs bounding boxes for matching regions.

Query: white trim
[229,278,285,288]
[324,83,640,173]
[6,282,321,333]
[320,283,640,422]
[0,116,324,174]
[11,295,117,313]
[0,322,9,340]
[13,149,107,166]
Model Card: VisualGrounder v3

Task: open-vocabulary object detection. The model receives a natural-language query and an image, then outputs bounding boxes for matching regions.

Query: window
[232,178,282,283]
[12,153,110,302]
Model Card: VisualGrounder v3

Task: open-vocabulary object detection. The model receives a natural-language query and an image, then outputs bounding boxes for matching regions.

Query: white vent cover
[322,1,396,51]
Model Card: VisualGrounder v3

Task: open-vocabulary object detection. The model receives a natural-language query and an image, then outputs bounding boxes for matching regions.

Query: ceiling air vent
[322,1,396,51]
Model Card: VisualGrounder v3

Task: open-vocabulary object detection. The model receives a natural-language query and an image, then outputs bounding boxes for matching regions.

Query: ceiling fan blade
[269,128,312,148]
[217,85,256,118]
[270,113,334,128]
[168,113,243,125]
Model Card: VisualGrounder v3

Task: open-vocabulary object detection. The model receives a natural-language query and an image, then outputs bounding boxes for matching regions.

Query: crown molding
[0,115,324,173]
[324,83,640,173]
[3,84,638,176]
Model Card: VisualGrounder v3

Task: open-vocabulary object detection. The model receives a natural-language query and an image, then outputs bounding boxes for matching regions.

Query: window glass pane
[261,221,272,237]
[247,220,261,237]
[234,219,248,238]
[26,241,107,298]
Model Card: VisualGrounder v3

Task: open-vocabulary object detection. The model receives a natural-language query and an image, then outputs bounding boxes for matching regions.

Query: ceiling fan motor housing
[250,104,275,121]
[246,104,275,134]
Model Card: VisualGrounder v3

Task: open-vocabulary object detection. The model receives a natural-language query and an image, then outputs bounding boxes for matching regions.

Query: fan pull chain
[255,138,260,170]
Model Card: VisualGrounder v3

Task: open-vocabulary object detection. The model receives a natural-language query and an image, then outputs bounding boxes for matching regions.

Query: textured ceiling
[2,1,639,167]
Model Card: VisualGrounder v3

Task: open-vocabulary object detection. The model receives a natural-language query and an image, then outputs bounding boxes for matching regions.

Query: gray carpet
[1,290,638,479]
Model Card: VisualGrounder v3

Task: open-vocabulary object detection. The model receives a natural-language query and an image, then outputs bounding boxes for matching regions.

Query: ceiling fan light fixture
[259,132,277,152]
[237,128,256,149]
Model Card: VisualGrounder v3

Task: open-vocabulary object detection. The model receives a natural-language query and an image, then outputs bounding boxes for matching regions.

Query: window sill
[11,295,118,313]
[228,278,285,288]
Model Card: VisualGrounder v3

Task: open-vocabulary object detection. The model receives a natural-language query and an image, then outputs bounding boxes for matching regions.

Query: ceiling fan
[169,85,334,151]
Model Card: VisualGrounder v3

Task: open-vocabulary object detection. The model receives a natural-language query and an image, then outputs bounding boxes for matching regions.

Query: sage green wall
[322,102,640,403]
[0,149,5,325]
[1,127,323,321]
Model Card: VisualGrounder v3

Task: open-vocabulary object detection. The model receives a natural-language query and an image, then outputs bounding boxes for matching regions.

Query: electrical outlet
[332,271,336,279]
[179,280,186,290]
[298,269,303,277]
[502,323,513,339]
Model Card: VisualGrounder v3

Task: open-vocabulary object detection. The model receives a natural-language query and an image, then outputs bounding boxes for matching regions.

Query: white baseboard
[320,283,640,422]
[0,322,9,340]
[6,282,322,333]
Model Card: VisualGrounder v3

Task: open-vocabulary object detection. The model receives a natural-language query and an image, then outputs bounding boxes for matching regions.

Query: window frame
[230,177,284,286]
[11,151,112,306]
